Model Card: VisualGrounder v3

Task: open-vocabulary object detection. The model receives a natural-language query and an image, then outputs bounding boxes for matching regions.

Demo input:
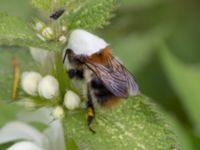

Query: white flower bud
[42,27,54,40]
[38,75,59,99]
[30,47,50,65]
[61,26,67,32]
[7,141,43,150]
[35,22,45,31]
[52,106,65,119]
[64,90,81,110]
[59,35,67,43]
[21,72,42,96]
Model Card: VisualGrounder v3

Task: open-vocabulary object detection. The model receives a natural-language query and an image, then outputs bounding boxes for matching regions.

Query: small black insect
[50,8,65,20]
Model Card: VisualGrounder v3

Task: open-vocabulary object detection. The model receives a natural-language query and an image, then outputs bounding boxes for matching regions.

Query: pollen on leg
[87,106,96,133]
[87,107,95,117]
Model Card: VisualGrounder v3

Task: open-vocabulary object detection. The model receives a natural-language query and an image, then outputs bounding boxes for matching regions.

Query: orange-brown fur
[102,96,122,108]
[88,47,111,64]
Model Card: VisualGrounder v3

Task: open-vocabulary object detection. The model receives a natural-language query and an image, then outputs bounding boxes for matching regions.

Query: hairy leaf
[64,95,179,150]
[31,0,66,12]
[64,0,117,30]
[159,45,200,129]
[0,13,60,51]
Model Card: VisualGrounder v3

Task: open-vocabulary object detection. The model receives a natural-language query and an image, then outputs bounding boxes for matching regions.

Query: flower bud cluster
[34,20,67,43]
[21,72,59,99]
[50,90,81,120]
[21,71,81,119]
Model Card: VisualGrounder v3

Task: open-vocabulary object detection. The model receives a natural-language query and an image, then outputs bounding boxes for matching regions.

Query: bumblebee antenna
[63,49,71,63]
[50,8,65,20]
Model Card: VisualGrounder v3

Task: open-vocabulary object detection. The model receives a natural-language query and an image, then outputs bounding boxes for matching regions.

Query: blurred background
[0,0,200,149]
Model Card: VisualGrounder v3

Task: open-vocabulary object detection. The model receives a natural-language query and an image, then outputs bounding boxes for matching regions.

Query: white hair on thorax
[66,29,108,56]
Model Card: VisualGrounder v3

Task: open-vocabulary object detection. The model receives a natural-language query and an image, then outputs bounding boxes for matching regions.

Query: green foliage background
[0,0,200,149]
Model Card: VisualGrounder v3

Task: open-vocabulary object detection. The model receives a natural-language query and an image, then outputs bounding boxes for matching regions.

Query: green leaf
[0,143,13,150]
[0,46,37,101]
[0,101,20,127]
[64,95,179,150]
[159,45,200,129]
[66,138,79,150]
[31,0,53,11]
[31,0,66,12]
[0,0,33,20]
[122,0,163,9]
[0,101,21,149]
[0,13,60,51]
[52,52,71,98]
[170,117,195,150]
[65,0,117,30]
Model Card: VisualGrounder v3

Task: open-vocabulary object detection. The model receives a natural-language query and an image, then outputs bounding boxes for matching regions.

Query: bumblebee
[63,29,139,133]
[50,9,139,132]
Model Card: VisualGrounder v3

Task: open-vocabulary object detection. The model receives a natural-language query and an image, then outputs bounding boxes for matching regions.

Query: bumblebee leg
[86,85,96,133]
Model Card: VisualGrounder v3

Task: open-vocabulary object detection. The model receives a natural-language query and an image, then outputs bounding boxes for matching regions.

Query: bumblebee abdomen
[91,77,121,107]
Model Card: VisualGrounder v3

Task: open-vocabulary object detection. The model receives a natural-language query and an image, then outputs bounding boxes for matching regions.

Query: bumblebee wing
[85,56,139,97]
[110,57,139,96]
[125,69,139,96]
[86,62,129,97]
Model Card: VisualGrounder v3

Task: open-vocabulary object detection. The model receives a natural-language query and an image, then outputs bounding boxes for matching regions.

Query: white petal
[17,99,36,110]
[30,47,49,64]
[17,107,53,124]
[67,29,108,56]
[29,47,55,70]
[18,109,66,150]
[44,120,66,150]
[7,141,44,150]
[0,121,45,147]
